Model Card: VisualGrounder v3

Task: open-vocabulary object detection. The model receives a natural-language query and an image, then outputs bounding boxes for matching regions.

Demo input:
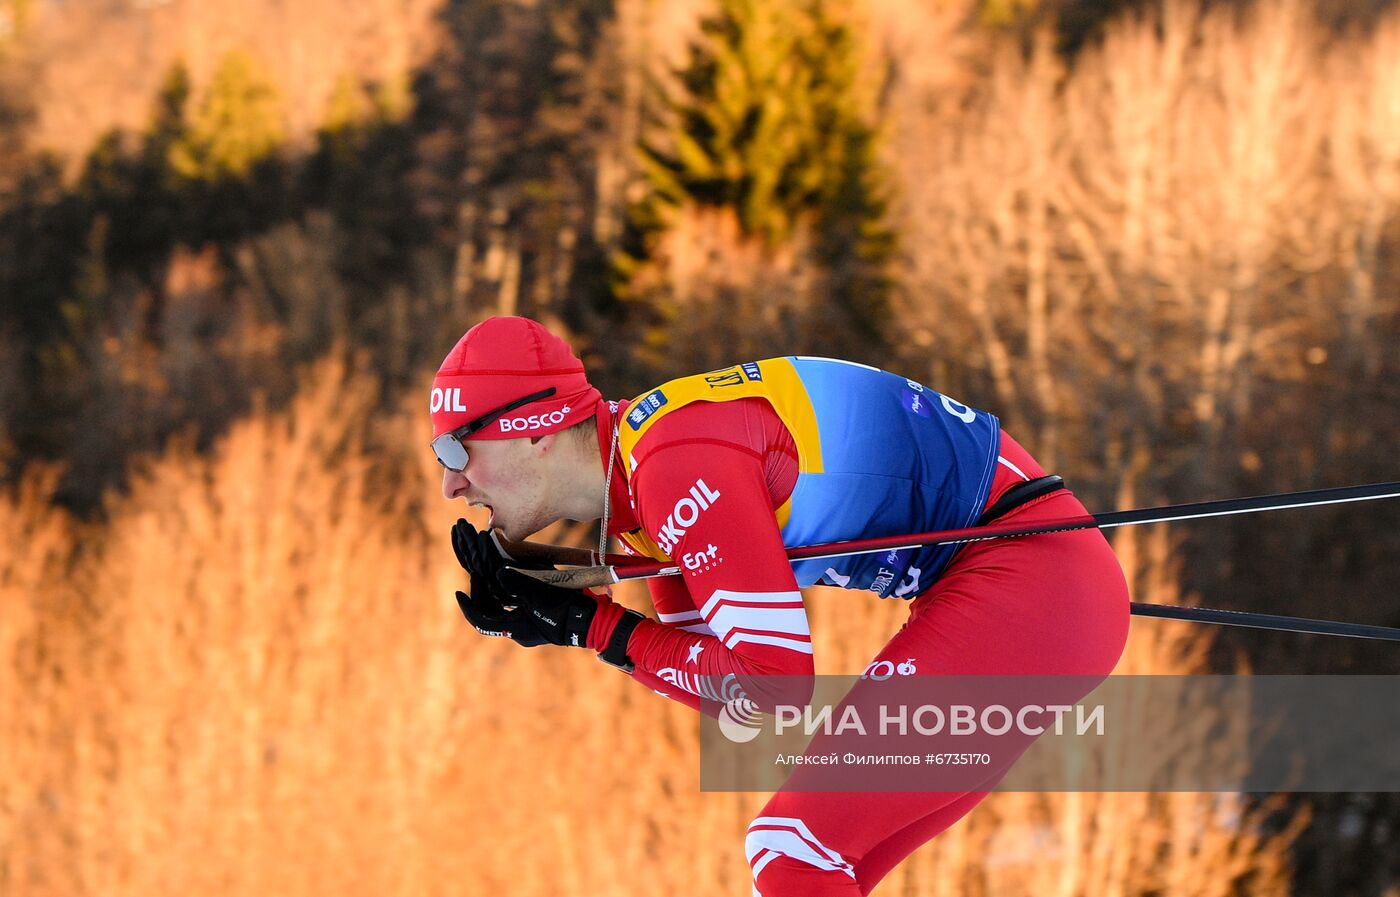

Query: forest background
[2,0,1399,893]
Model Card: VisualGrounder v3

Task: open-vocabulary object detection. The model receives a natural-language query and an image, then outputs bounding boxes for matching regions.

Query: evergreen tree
[75,63,193,280]
[616,0,894,358]
[168,50,284,181]
[145,62,193,177]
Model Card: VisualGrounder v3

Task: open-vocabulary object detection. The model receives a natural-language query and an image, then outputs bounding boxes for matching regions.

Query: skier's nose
[442,467,470,500]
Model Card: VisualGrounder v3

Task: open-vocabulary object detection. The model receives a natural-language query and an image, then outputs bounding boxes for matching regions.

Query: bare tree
[1326,14,1400,376]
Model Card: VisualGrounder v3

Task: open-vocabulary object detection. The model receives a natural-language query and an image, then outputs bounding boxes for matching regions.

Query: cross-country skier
[432,316,1129,896]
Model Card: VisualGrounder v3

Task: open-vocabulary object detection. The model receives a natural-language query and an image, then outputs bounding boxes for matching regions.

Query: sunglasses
[431,387,558,472]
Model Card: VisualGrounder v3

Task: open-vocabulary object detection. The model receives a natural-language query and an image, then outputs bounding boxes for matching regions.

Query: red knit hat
[430,317,601,440]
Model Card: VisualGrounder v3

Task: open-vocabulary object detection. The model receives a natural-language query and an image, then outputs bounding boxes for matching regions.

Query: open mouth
[468,500,495,528]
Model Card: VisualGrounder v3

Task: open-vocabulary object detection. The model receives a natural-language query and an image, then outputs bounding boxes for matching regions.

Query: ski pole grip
[512,564,616,590]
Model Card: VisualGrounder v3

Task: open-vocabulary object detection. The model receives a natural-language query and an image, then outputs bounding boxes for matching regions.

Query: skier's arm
[630,668,724,719]
[613,438,815,714]
[610,566,727,718]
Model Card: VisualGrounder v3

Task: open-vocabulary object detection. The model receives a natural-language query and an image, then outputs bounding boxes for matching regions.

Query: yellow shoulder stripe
[619,358,823,474]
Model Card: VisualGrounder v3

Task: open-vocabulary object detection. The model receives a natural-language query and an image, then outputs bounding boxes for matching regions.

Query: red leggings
[748,438,1130,895]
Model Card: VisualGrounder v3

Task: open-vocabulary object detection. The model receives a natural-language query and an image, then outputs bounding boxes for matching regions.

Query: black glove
[494,566,648,672]
[450,518,595,648]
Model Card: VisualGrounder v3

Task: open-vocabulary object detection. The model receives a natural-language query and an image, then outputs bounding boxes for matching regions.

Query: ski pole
[1127,602,1400,641]
[496,480,1400,641]
[505,480,1400,591]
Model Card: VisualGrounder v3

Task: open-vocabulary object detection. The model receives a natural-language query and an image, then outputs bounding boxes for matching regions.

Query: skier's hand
[451,518,546,647]
[451,517,520,587]
[450,518,596,649]
[472,536,644,671]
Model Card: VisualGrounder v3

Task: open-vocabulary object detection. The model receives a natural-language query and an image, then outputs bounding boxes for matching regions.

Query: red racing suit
[583,379,1128,896]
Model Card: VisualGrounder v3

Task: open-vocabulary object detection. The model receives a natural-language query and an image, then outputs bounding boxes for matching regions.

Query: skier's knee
[745,815,861,897]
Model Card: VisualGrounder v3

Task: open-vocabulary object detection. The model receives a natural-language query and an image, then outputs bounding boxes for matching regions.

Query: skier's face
[441,434,555,541]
